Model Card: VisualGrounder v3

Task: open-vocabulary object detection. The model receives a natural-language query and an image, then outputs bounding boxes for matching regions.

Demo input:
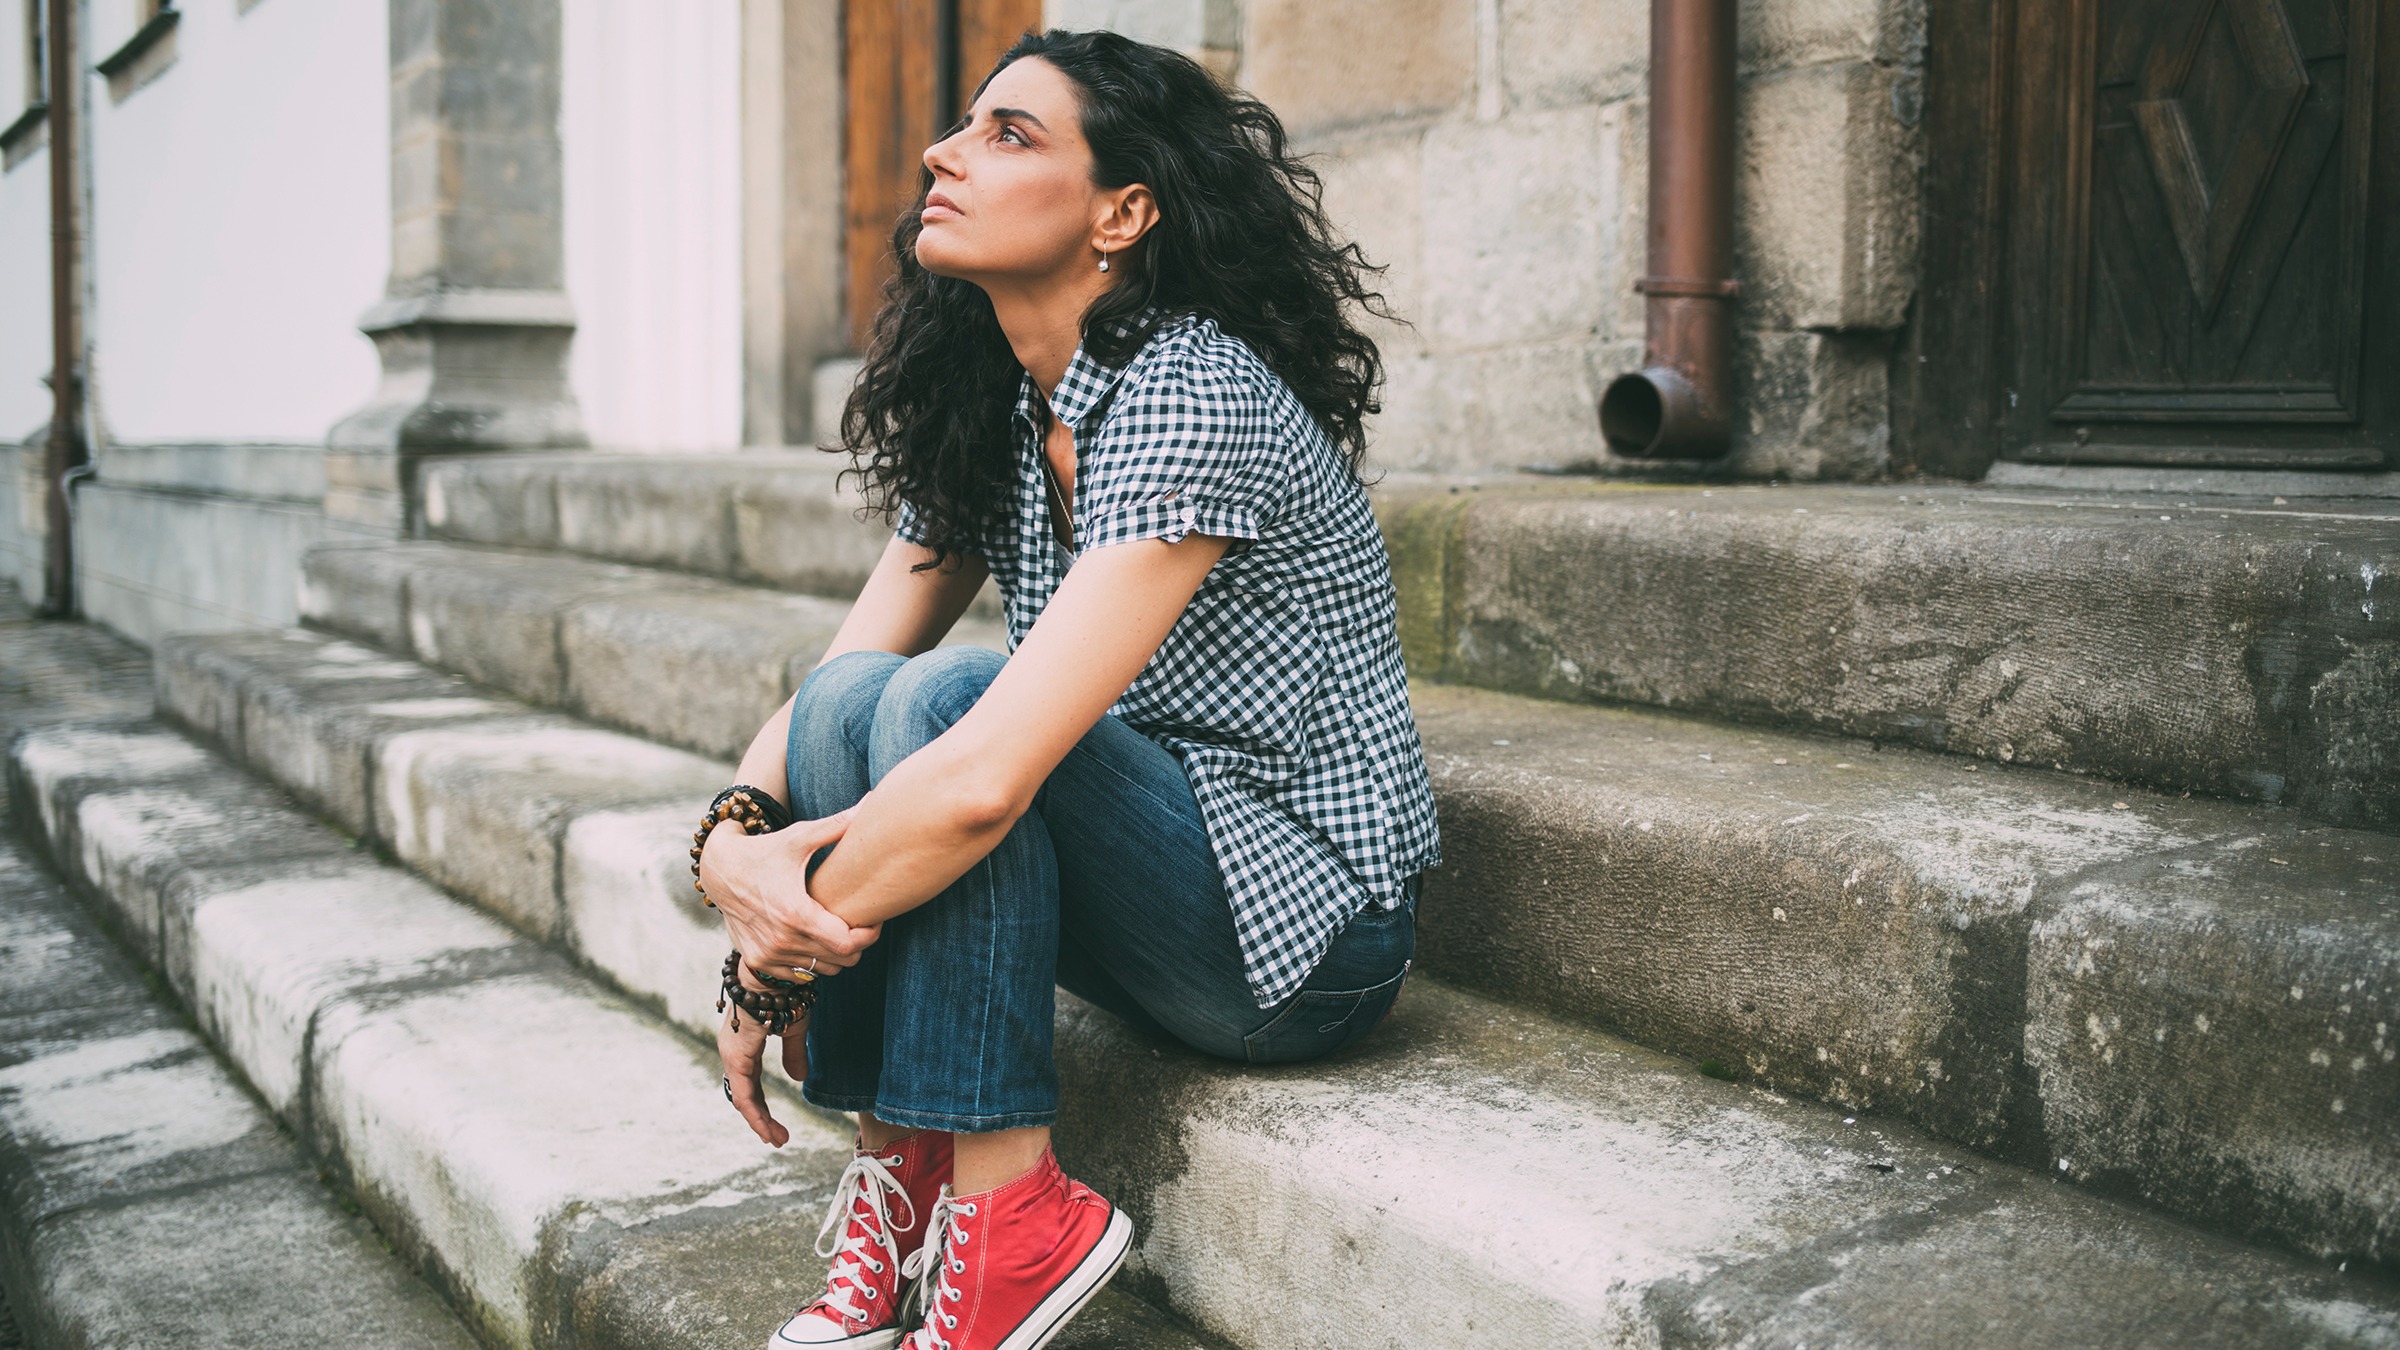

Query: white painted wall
[0,0,55,443]
[561,0,742,451]
[86,0,388,445]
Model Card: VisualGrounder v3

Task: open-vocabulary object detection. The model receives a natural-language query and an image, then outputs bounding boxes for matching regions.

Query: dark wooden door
[843,0,1044,349]
[1996,0,2396,467]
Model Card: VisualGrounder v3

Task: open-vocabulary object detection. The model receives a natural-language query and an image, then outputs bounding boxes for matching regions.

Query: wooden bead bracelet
[689,785,794,908]
[719,949,817,1035]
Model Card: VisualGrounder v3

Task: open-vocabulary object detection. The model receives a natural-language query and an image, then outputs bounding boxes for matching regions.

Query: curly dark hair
[835,28,1395,572]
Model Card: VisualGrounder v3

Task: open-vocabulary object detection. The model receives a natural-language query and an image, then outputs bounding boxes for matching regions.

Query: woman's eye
[997,125,1027,145]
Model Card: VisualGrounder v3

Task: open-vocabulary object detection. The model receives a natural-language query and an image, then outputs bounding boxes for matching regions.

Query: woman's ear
[1093,184,1159,255]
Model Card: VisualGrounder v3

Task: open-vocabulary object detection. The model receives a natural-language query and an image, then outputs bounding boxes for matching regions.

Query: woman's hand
[699,809,882,978]
[717,962,811,1147]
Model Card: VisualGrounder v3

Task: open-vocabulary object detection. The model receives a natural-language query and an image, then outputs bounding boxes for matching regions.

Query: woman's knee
[788,651,906,809]
[793,650,907,739]
[870,646,1006,756]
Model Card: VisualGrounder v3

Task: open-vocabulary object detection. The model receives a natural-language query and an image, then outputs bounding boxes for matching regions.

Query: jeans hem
[866,1103,1059,1133]
[801,1084,881,1114]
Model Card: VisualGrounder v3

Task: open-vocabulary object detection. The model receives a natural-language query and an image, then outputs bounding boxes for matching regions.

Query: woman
[695,29,1439,1350]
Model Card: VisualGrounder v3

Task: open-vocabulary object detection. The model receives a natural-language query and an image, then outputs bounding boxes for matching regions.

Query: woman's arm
[725,535,992,811]
[704,535,991,978]
[702,531,1231,966]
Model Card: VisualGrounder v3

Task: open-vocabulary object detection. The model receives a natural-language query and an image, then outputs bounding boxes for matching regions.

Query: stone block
[1420,106,1613,349]
[9,726,210,859]
[561,805,729,1037]
[728,461,894,595]
[1378,481,2400,826]
[73,482,384,645]
[419,453,564,549]
[1411,684,2040,1148]
[1498,0,1649,110]
[158,629,516,838]
[401,547,664,705]
[1735,60,1920,332]
[183,869,523,1119]
[1738,0,1920,70]
[810,358,862,448]
[1052,984,2398,1349]
[561,584,849,759]
[1725,327,1894,479]
[377,722,725,938]
[299,542,419,650]
[1241,0,1474,135]
[99,443,330,502]
[1043,0,1239,52]
[2028,839,2400,1265]
[1372,338,1631,473]
[0,843,480,1350]
[1313,130,1427,350]
[552,457,746,577]
[305,966,845,1344]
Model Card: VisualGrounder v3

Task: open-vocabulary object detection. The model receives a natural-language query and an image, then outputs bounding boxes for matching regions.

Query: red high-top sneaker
[895,1149,1133,1350]
[769,1130,956,1350]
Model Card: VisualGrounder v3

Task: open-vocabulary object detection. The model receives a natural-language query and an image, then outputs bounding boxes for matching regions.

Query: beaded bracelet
[719,949,816,1035]
[689,785,794,908]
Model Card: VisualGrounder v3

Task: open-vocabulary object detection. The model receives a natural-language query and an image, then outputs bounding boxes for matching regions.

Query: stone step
[300,539,1005,764]
[283,540,2400,1268]
[415,454,2400,827]
[0,832,482,1350]
[33,666,2400,1346]
[1378,479,2400,831]
[4,717,1213,1350]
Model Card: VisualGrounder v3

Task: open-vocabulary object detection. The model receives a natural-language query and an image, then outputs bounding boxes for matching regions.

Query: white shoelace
[807,1151,916,1326]
[898,1188,978,1350]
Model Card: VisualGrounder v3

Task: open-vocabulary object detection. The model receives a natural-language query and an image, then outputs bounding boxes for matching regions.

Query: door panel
[844,0,941,350]
[2000,0,2396,467]
[841,0,1044,351]
[956,0,1043,114]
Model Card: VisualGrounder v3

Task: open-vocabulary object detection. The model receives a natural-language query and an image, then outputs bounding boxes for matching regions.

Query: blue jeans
[786,647,1416,1133]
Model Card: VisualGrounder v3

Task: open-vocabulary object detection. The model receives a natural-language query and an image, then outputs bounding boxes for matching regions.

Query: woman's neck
[983,270,1117,400]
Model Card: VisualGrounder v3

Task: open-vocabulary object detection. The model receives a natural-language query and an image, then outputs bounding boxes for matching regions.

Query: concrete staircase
[3,449,2394,1346]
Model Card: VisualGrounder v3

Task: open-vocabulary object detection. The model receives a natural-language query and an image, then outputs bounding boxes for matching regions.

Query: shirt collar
[1015,305,1169,433]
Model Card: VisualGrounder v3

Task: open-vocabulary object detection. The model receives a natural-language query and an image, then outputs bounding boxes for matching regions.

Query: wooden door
[842,0,1044,349]
[1994,0,2396,467]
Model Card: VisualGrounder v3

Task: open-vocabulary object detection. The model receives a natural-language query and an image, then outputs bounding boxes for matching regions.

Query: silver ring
[807,956,820,975]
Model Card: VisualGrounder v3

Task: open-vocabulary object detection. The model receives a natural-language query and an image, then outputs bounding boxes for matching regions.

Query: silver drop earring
[1098,252,1111,272]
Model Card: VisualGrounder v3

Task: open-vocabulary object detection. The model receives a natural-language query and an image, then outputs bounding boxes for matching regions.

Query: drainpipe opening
[1601,365,1728,460]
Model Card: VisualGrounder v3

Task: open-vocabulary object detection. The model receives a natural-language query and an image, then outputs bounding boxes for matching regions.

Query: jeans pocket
[1241,960,1411,1066]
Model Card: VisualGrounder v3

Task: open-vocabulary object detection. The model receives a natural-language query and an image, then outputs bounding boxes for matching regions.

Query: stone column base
[327,289,588,533]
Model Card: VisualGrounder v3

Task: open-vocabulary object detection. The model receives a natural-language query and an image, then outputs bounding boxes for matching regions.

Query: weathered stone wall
[1223,0,1925,479]
[0,443,384,644]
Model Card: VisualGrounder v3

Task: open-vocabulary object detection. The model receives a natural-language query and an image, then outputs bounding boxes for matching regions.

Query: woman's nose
[922,130,961,179]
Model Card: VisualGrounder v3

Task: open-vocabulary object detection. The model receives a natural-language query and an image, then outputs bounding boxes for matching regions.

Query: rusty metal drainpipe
[1600,0,1739,459]
[42,0,86,616]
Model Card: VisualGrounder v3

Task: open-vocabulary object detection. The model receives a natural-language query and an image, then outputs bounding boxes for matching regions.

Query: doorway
[843,0,1044,349]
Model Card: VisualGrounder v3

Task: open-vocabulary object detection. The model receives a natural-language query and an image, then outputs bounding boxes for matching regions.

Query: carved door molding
[1904,0,2397,473]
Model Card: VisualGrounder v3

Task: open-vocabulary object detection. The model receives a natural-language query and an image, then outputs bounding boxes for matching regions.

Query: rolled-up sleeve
[1078,360,1286,554]
[893,497,932,546]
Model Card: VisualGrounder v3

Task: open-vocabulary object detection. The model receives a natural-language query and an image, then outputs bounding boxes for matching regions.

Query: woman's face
[915,57,1133,283]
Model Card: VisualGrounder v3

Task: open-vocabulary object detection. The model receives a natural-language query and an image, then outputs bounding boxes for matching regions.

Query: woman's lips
[923,191,962,220]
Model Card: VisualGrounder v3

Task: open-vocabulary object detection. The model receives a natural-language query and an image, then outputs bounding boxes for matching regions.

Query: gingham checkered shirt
[898,310,1441,1008]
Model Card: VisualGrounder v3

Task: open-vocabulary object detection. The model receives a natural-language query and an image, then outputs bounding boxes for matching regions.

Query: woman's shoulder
[1122,312,1288,411]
